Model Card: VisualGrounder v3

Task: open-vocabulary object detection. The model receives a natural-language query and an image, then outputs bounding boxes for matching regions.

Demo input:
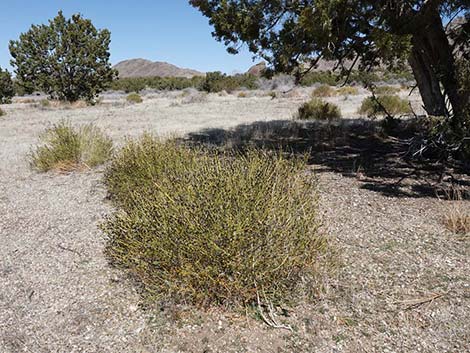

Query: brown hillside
[114,59,205,78]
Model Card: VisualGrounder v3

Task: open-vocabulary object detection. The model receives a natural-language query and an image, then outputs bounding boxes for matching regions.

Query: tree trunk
[409,41,447,116]
[409,10,467,126]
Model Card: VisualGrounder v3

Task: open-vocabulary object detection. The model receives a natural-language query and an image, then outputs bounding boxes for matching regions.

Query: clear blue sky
[0,0,258,74]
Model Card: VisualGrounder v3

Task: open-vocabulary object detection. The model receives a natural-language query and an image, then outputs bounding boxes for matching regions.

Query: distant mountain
[114,59,205,78]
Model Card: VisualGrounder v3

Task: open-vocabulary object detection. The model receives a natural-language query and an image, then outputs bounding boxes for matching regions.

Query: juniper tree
[9,11,117,102]
[191,1,470,129]
[0,67,14,104]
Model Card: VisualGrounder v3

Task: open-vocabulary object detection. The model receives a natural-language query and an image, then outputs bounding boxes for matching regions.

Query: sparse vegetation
[0,108,5,117]
[359,95,412,117]
[102,136,329,307]
[0,67,14,104]
[312,85,336,97]
[297,98,341,121]
[238,91,247,98]
[30,120,113,172]
[126,93,143,104]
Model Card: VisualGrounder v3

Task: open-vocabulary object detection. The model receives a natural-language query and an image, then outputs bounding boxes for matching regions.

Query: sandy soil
[0,90,468,352]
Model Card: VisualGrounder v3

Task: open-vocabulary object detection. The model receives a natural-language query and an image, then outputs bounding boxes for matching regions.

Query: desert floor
[1,88,469,353]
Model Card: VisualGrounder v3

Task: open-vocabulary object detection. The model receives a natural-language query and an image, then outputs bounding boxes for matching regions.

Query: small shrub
[102,136,329,307]
[336,86,359,96]
[359,95,412,117]
[297,98,342,121]
[180,88,207,104]
[312,85,336,97]
[238,91,247,98]
[373,86,401,95]
[0,108,5,117]
[442,189,470,238]
[126,93,143,104]
[30,120,112,172]
[40,99,51,108]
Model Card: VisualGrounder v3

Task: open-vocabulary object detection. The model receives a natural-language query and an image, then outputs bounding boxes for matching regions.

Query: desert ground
[1,88,469,353]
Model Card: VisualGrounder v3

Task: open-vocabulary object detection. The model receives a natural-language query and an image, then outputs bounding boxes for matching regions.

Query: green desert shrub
[312,85,336,97]
[359,95,412,117]
[336,86,359,96]
[297,98,342,121]
[102,136,329,306]
[126,93,143,104]
[30,120,113,172]
[373,85,401,95]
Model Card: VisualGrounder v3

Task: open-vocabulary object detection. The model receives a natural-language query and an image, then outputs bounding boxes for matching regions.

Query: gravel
[1,90,468,352]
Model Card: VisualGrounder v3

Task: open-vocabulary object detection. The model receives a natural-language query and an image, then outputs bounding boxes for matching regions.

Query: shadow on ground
[185,118,470,199]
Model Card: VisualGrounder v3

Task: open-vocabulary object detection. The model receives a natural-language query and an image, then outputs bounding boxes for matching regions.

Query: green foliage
[110,76,205,93]
[126,93,143,104]
[300,71,339,86]
[102,136,329,306]
[312,85,336,97]
[201,71,258,93]
[0,67,14,104]
[297,98,341,121]
[359,95,412,117]
[10,11,117,102]
[30,120,113,172]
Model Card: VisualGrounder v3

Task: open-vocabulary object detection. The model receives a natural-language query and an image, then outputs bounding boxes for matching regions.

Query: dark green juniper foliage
[0,67,14,104]
[191,0,470,155]
[10,11,117,102]
[102,136,330,307]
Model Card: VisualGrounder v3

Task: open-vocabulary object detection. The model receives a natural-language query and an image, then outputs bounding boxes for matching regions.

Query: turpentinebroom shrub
[336,86,359,96]
[359,95,412,117]
[101,136,329,307]
[30,120,113,172]
[312,85,336,97]
[297,98,342,121]
[126,93,143,104]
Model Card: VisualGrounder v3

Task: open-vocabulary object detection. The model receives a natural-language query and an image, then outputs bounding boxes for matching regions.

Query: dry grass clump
[297,98,342,121]
[30,120,113,172]
[0,108,5,117]
[442,190,470,238]
[180,89,208,104]
[312,85,336,97]
[336,86,359,96]
[102,135,329,307]
[373,85,401,95]
[359,95,412,117]
[126,93,143,104]
[238,91,248,98]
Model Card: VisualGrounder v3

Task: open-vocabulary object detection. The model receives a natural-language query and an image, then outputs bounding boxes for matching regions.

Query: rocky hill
[114,59,204,78]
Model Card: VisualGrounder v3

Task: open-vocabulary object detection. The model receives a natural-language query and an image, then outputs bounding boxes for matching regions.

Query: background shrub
[373,85,401,95]
[297,98,342,121]
[30,120,112,172]
[312,85,336,97]
[336,86,359,96]
[102,136,329,307]
[359,95,412,117]
[126,93,143,104]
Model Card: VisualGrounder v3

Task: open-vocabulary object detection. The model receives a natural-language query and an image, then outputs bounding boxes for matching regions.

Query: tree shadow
[184,118,470,199]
